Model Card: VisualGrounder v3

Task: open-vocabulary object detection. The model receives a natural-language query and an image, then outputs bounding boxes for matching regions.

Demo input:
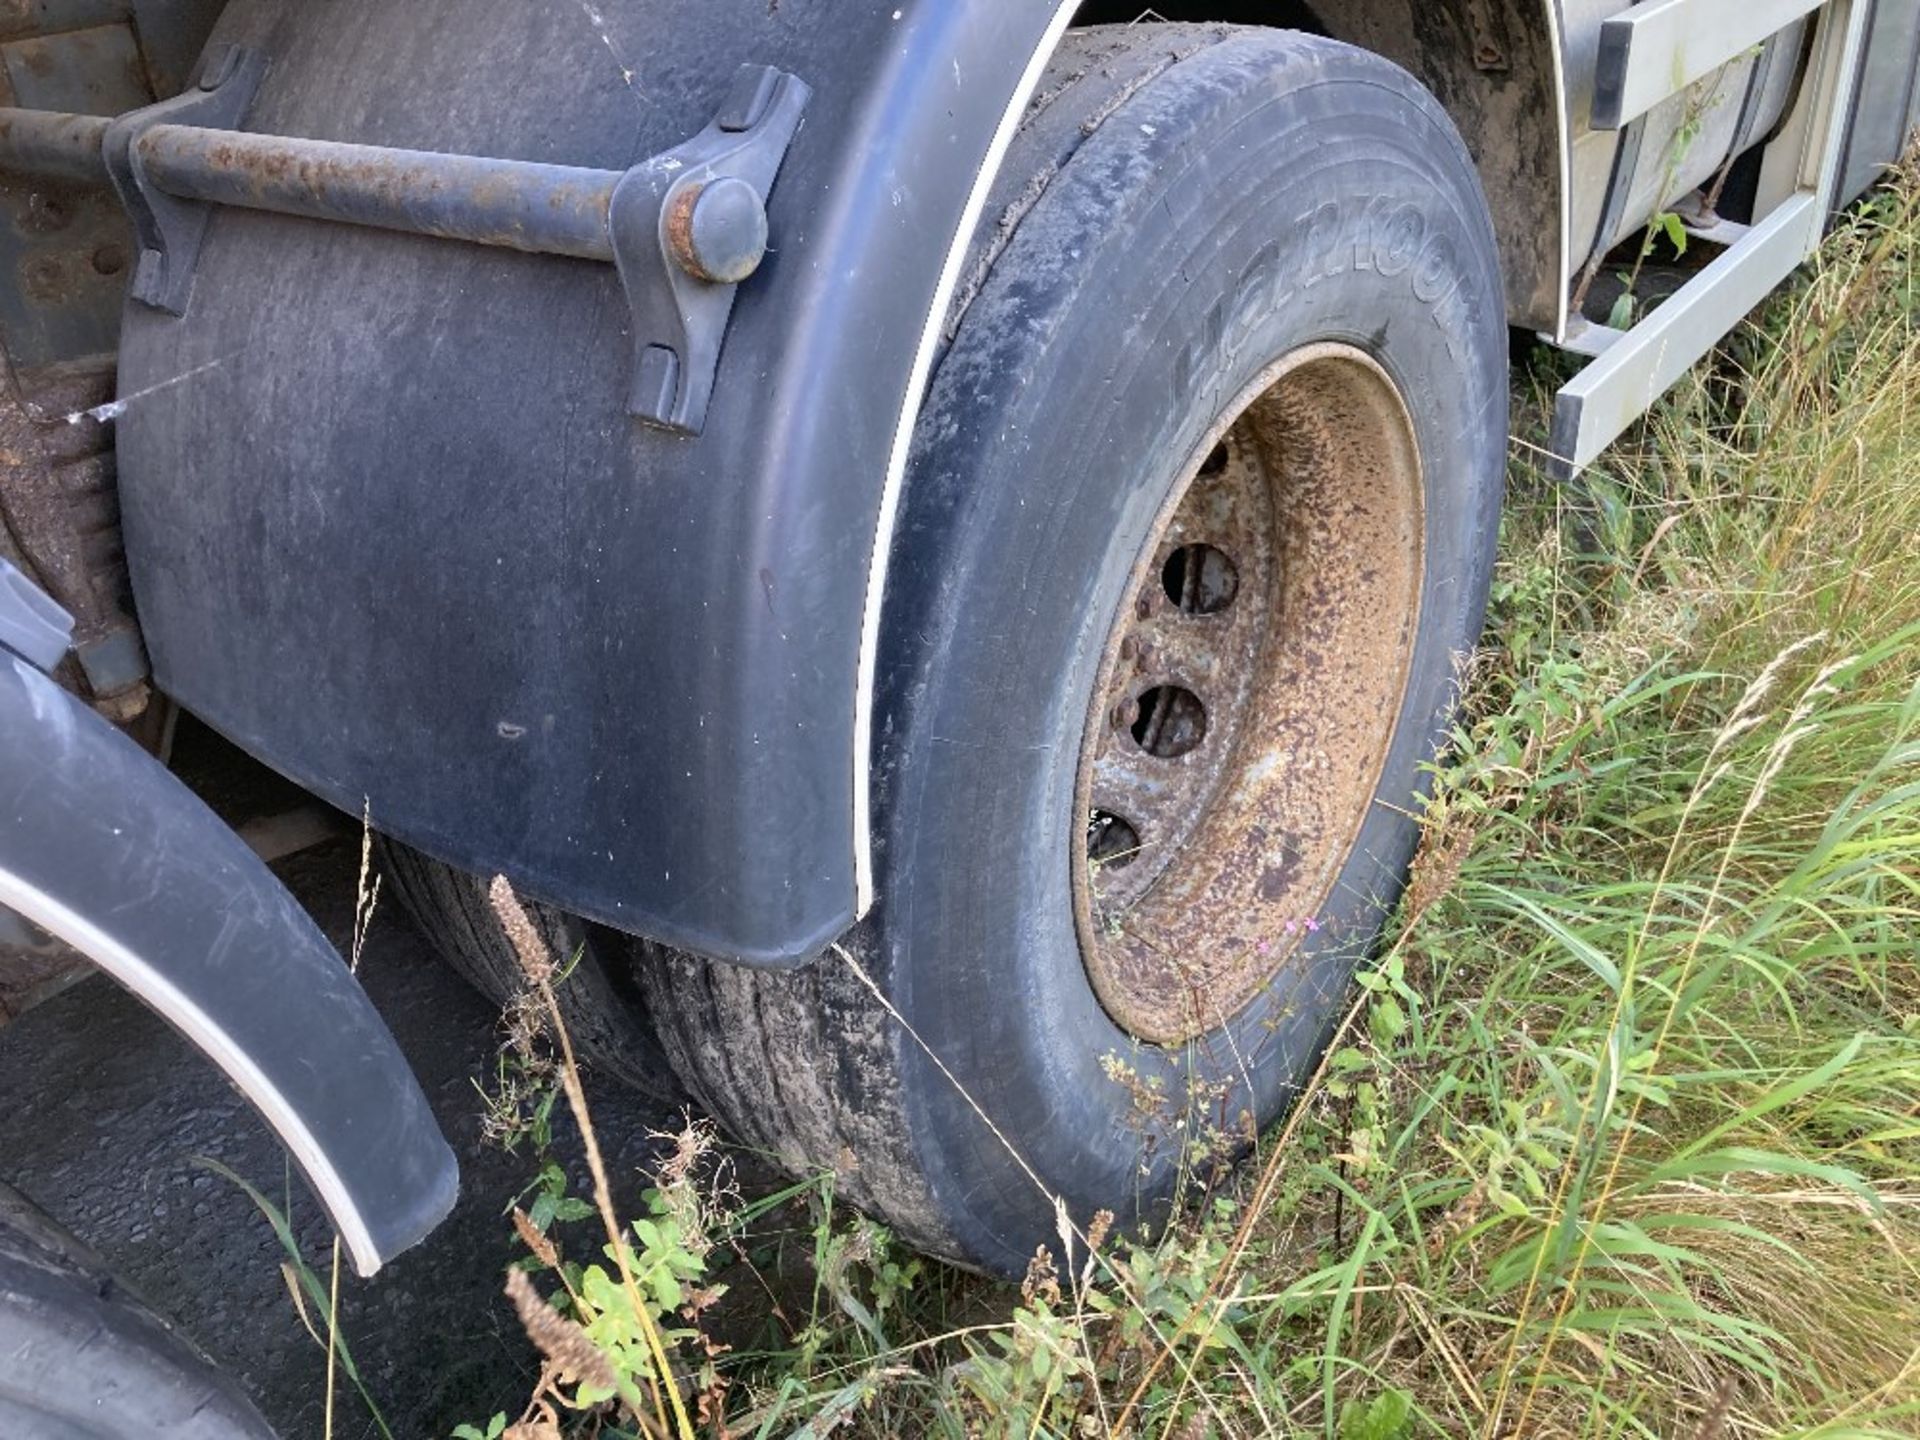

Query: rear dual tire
[0,1183,273,1439]
[390,25,1507,1273]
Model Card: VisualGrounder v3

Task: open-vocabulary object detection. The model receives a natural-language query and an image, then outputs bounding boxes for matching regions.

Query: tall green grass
[455,176,1920,1439]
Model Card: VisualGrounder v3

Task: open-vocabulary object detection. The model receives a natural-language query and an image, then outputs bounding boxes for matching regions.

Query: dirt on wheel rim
[1072,343,1426,1046]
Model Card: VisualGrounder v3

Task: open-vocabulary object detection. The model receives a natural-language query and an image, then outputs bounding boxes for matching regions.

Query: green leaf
[1660,209,1689,255]
[580,1263,621,1314]
[648,1266,683,1313]
[1370,994,1409,1045]
[575,1379,617,1408]
[528,1188,557,1233]
[1338,1388,1414,1440]
[1662,1034,1866,1165]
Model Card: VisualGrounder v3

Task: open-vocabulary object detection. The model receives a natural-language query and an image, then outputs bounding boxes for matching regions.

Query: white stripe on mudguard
[852,0,1081,916]
[0,868,385,1278]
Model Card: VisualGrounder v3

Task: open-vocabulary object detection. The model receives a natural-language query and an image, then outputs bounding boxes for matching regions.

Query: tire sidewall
[872,34,1508,1269]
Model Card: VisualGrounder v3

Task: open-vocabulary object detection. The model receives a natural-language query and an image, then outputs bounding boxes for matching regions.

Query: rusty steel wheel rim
[1071,344,1425,1045]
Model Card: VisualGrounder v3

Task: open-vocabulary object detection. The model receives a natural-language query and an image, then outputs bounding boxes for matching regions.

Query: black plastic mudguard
[0,649,456,1277]
[114,0,1075,964]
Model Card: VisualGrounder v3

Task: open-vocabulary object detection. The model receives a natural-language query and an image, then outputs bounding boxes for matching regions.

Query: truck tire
[0,1182,275,1440]
[377,838,682,1100]
[638,25,1509,1272]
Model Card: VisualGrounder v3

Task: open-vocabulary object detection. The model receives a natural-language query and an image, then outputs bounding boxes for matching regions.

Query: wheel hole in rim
[1086,810,1142,869]
[1161,543,1239,615]
[1129,685,1206,758]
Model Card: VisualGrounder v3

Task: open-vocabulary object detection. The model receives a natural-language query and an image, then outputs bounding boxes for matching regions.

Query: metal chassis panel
[1592,0,1829,129]
[1836,0,1920,203]
[1551,0,1872,473]
[1551,193,1820,464]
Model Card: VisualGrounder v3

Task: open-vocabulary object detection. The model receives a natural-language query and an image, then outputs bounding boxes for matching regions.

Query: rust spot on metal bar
[663,179,703,276]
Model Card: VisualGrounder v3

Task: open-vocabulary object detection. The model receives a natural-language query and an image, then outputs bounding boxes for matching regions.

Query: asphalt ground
[0,725,690,1439]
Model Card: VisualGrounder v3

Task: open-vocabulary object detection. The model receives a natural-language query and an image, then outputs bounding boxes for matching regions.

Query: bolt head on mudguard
[667,175,769,285]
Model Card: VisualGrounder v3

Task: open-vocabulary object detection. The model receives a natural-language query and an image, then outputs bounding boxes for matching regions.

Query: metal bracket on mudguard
[0,53,809,434]
[102,44,269,317]
[609,66,810,431]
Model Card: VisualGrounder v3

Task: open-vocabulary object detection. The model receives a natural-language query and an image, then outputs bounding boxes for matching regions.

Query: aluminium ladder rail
[1552,0,1874,475]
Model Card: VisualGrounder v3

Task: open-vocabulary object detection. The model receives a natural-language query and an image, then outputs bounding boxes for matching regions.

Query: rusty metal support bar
[135,126,622,262]
[0,109,110,184]
[0,53,810,434]
[0,107,620,260]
